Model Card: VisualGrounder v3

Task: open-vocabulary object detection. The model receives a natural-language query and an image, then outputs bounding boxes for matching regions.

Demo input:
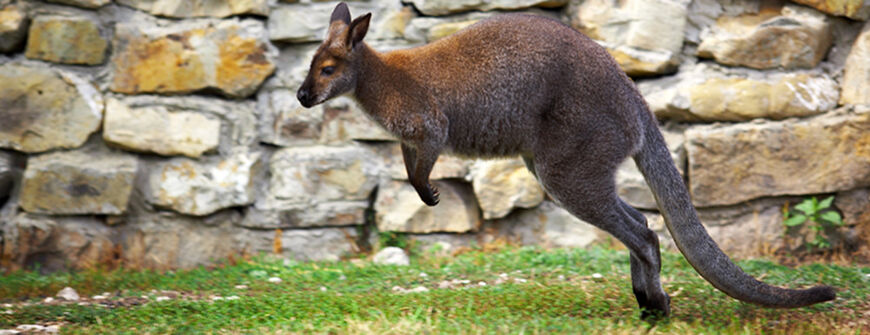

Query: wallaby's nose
[297,88,312,107]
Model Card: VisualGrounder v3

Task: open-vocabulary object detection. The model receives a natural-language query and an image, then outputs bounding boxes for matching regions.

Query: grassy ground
[1,245,868,334]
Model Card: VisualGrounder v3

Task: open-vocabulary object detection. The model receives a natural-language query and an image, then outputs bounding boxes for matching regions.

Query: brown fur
[297,2,836,318]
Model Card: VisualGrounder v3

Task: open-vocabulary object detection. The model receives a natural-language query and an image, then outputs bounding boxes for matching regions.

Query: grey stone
[320,97,396,144]
[841,22,870,106]
[25,15,107,65]
[788,0,870,20]
[268,2,406,43]
[103,98,221,158]
[375,180,481,233]
[257,89,323,147]
[469,158,544,220]
[46,0,111,8]
[120,211,244,270]
[569,0,689,76]
[372,247,410,266]
[254,145,383,228]
[697,5,832,70]
[20,146,138,215]
[116,0,268,18]
[0,65,103,153]
[638,63,838,122]
[145,151,261,216]
[1,214,114,272]
[116,95,259,155]
[686,106,870,207]
[237,227,361,262]
[490,201,605,249]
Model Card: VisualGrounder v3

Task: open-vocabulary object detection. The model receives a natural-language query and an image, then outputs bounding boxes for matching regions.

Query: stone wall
[1,0,869,272]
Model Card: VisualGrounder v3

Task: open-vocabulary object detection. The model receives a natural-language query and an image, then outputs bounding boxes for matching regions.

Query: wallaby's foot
[636,289,670,320]
[418,184,440,206]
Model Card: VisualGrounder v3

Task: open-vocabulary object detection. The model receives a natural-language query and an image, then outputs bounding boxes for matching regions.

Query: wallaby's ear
[346,13,371,49]
[330,2,351,25]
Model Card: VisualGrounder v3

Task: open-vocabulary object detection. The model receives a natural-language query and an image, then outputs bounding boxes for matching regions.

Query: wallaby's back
[380,14,644,158]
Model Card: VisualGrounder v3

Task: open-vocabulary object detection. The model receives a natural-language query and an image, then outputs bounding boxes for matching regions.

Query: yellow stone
[25,16,107,65]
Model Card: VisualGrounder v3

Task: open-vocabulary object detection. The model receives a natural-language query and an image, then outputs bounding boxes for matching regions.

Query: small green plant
[782,196,844,249]
[378,231,410,250]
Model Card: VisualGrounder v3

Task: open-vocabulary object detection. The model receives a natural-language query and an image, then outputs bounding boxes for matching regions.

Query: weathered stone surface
[375,180,481,233]
[253,145,382,228]
[469,158,543,220]
[490,201,605,248]
[237,227,361,261]
[20,147,138,215]
[789,0,870,20]
[103,98,220,158]
[0,5,28,53]
[571,0,688,76]
[406,0,567,16]
[46,0,111,8]
[372,247,410,266]
[697,5,832,70]
[370,142,472,181]
[841,22,870,106]
[268,2,406,43]
[321,97,396,143]
[113,95,259,155]
[117,0,268,18]
[836,188,870,226]
[686,107,870,207]
[25,15,107,65]
[639,63,838,122]
[0,214,115,272]
[615,125,685,210]
[120,211,243,270]
[110,19,276,98]
[692,198,789,259]
[0,65,103,153]
[257,90,322,147]
[145,151,261,216]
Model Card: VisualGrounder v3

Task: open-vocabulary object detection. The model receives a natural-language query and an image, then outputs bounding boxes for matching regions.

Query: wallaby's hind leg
[533,149,670,318]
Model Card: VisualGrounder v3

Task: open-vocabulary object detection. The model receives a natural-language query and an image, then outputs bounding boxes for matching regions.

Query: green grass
[1,246,868,334]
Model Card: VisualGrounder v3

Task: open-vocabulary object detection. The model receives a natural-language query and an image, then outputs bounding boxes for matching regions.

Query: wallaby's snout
[297,85,313,108]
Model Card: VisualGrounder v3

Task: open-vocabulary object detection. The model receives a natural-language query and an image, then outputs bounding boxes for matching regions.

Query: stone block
[25,15,107,65]
[840,22,870,106]
[116,0,268,18]
[375,180,481,233]
[0,65,103,153]
[0,5,28,53]
[469,158,543,220]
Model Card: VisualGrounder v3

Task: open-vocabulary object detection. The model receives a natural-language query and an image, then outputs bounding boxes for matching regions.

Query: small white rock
[1,304,12,308]
[391,286,404,292]
[592,273,604,281]
[478,281,487,287]
[408,286,429,293]
[211,296,224,301]
[438,280,451,289]
[514,278,528,284]
[267,277,283,283]
[44,325,60,334]
[372,247,410,266]
[0,329,20,335]
[226,295,240,300]
[43,297,54,303]
[234,285,249,290]
[319,286,327,292]
[92,295,107,300]
[558,275,566,281]
[419,272,428,278]
[2,310,12,315]
[155,296,170,302]
[56,287,80,301]
[16,325,45,332]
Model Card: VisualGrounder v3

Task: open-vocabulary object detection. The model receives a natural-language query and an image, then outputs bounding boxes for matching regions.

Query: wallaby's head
[297,2,371,108]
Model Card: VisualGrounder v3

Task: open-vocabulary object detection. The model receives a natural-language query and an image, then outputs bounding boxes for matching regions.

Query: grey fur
[298,5,835,318]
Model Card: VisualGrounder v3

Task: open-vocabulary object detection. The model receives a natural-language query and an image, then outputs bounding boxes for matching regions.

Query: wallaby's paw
[421,184,440,206]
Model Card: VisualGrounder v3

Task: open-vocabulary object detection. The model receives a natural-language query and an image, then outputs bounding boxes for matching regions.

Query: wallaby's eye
[321,66,335,76]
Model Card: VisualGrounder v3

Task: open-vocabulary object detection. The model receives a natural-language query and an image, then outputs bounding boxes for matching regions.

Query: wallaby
[297,2,836,318]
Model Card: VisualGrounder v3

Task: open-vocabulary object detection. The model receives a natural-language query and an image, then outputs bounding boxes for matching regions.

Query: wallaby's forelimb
[403,142,441,206]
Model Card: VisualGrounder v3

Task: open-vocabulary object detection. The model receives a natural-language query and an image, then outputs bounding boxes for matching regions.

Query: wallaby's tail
[632,107,836,308]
